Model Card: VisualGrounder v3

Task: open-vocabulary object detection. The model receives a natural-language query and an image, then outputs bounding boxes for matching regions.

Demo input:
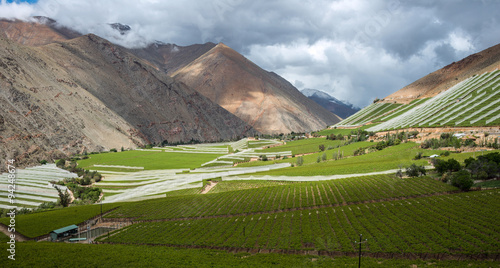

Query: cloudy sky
[1,0,499,108]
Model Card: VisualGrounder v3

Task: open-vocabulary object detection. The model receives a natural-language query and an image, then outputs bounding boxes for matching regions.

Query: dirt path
[0,223,30,241]
[201,181,218,194]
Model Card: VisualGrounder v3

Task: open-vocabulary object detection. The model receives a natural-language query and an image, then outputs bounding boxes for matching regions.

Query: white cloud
[0,0,498,108]
[0,0,34,20]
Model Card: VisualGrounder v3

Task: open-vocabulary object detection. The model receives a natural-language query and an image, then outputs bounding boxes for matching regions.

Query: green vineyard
[334,70,500,130]
[105,175,457,221]
[100,190,499,256]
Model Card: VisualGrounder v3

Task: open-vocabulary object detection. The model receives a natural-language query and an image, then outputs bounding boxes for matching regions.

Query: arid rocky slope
[384,43,500,103]
[0,34,255,169]
[173,43,341,134]
[0,17,80,46]
[129,42,216,75]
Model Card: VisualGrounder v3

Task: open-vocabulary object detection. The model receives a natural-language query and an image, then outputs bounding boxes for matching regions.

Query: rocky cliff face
[384,43,500,103]
[173,43,341,134]
[0,34,255,169]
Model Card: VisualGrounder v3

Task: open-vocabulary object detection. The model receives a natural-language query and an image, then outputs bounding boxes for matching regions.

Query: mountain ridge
[173,43,341,134]
[301,88,360,119]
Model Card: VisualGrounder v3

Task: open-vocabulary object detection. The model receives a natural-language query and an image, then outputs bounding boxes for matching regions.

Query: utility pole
[354,234,368,268]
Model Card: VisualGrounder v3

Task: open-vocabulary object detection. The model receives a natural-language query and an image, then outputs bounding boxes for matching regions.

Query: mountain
[384,43,500,103]
[0,17,80,46]
[128,42,216,75]
[173,43,341,134]
[301,89,360,119]
[334,43,500,130]
[0,33,256,169]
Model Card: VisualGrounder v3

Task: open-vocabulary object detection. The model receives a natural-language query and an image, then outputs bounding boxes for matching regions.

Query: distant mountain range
[0,17,340,168]
[301,89,359,119]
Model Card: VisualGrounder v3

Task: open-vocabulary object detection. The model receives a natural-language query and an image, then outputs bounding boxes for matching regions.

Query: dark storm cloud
[0,0,498,107]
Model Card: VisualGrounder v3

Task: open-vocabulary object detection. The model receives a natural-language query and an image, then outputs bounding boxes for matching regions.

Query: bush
[319,144,325,152]
[405,164,426,177]
[110,148,117,152]
[296,156,304,166]
[321,153,327,161]
[39,160,48,165]
[260,155,268,161]
[414,152,423,160]
[56,159,66,168]
[451,170,473,191]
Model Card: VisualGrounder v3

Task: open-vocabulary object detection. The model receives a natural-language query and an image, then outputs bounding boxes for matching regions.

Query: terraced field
[252,142,445,176]
[0,164,76,209]
[333,70,500,130]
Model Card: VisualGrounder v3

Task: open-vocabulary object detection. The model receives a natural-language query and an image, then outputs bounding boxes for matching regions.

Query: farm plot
[256,138,344,155]
[0,164,76,209]
[101,190,500,256]
[367,70,500,131]
[99,163,291,203]
[334,103,402,127]
[0,203,121,238]
[254,142,443,176]
[8,243,494,267]
[78,150,224,171]
[104,175,457,220]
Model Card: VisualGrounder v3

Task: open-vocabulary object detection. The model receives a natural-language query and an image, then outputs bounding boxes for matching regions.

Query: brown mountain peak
[173,43,340,134]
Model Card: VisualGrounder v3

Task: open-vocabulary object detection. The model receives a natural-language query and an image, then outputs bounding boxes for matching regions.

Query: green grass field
[255,138,343,155]
[77,150,224,170]
[0,203,121,238]
[237,141,373,168]
[314,124,378,136]
[254,142,444,176]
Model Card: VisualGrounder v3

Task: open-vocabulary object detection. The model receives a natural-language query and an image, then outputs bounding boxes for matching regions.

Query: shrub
[447,159,461,172]
[316,155,321,163]
[260,155,268,161]
[56,159,66,168]
[110,148,117,152]
[396,169,403,178]
[39,160,48,165]
[321,153,327,161]
[414,152,423,160]
[405,164,426,177]
[296,156,304,166]
[319,144,325,152]
[451,170,473,191]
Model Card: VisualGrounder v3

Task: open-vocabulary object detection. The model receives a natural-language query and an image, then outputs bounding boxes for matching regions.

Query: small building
[50,224,78,241]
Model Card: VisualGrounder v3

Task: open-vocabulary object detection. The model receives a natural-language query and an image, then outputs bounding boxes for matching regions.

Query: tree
[56,159,66,168]
[321,153,327,161]
[316,155,321,163]
[396,169,403,178]
[55,186,71,207]
[296,156,304,166]
[260,155,268,161]
[405,164,426,177]
[447,159,461,172]
[319,144,325,152]
[451,170,473,191]
[433,159,448,175]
